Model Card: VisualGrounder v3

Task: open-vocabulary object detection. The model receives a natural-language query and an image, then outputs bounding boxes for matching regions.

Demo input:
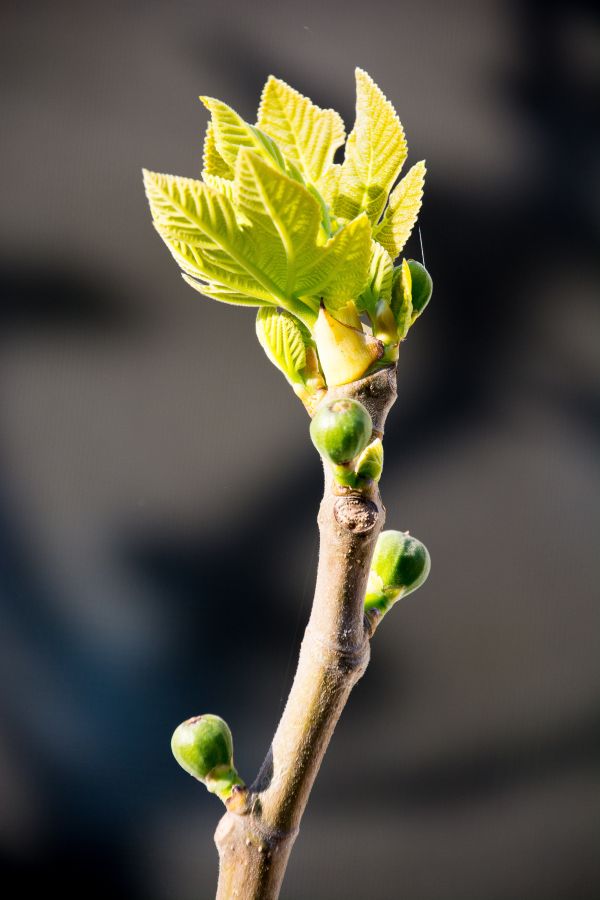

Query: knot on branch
[304,626,370,676]
[334,495,378,533]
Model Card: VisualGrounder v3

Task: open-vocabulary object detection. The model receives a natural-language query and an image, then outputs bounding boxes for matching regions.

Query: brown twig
[214,365,397,899]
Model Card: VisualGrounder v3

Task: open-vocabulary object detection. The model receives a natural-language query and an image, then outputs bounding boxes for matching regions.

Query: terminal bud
[313,304,383,387]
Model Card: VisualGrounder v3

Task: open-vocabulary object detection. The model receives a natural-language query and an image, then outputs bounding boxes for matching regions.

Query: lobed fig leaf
[335,69,407,224]
[373,161,426,260]
[200,96,285,173]
[257,75,345,185]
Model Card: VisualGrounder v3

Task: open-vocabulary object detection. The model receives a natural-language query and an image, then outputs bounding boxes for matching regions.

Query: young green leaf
[182,274,272,307]
[255,307,308,385]
[356,240,393,314]
[233,150,372,310]
[390,260,413,338]
[200,96,285,172]
[317,163,342,209]
[257,76,345,184]
[202,172,235,203]
[298,214,372,307]
[143,169,284,304]
[335,69,407,224]
[373,161,426,259]
[202,121,234,180]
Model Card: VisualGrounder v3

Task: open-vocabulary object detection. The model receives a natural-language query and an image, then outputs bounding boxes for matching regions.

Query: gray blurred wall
[1,1,599,897]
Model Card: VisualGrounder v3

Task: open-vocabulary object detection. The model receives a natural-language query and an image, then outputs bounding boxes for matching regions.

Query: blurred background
[1,0,599,897]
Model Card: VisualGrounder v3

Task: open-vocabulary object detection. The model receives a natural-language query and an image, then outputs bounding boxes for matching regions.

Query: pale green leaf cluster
[255,308,307,387]
[143,69,430,399]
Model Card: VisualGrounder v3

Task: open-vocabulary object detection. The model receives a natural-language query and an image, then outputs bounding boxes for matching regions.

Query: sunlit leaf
[234,150,372,310]
[202,121,234,180]
[255,307,308,385]
[257,76,345,183]
[202,172,235,203]
[373,161,426,259]
[390,259,413,338]
[200,96,285,172]
[317,162,342,209]
[143,169,283,304]
[181,274,271,307]
[335,69,407,224]
[357,240,393,313]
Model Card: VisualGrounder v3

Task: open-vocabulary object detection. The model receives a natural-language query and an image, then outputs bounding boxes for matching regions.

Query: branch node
[304,626,370,675]
[334,495,378,533]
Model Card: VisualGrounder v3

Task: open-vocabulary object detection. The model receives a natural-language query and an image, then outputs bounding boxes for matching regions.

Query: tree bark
[214,365,397,899]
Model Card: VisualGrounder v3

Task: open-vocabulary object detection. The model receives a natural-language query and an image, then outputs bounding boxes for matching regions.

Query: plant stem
[214,366,398,899]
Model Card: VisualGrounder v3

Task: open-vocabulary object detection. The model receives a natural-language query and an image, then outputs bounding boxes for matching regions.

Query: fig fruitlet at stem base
[365,530,431,615]
[310,398,373,465]
[171,715,244,801]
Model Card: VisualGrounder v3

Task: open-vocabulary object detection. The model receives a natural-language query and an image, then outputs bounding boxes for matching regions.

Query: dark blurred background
[1,1,599,897]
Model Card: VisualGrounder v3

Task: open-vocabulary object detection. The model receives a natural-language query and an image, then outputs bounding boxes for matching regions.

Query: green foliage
[391,259,414,339]
[255,307,309,387]
[257,76,345,185]
[357,240,393,315]
[334,69,407,224]
[143,69,430,395]
[373,161,426,258]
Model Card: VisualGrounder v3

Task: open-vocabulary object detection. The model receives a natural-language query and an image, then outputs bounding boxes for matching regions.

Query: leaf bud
[406,260,433,317]
[354,437,384,482]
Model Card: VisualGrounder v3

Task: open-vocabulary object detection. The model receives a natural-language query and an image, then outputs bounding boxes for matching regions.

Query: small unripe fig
[407,260,433,316]
[310,398,372,465]
[171,714,244,801]
[365,530,430,613]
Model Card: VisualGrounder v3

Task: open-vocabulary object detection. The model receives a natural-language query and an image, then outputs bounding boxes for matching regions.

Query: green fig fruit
[171,714,244,801]
[365,530,430,614]
[310,398,372,465]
